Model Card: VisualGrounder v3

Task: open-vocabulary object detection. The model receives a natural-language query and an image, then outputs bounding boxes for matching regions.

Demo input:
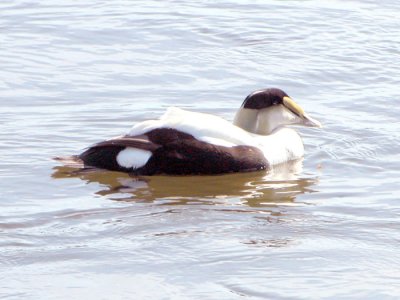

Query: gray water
[1,1,400,299]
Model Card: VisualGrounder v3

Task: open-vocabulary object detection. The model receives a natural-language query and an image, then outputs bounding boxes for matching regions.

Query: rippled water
[1,0,400,299]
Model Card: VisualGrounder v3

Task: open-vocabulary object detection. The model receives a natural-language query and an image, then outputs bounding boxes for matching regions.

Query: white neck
[233,105,302,135]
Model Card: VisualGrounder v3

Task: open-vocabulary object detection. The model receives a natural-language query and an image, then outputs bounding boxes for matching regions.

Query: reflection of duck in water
[52,159,319,207]
[55,88,321,175]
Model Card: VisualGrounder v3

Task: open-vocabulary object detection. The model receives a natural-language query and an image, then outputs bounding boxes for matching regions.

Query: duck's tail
[53,155,84,168]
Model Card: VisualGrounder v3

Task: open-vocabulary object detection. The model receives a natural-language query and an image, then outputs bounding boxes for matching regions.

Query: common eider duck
[73,88,321,175]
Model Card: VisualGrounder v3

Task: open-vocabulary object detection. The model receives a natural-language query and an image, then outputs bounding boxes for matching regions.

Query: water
[1,0,400,299]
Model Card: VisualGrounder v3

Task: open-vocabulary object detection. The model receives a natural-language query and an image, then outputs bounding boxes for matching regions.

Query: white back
[129,107,256,146]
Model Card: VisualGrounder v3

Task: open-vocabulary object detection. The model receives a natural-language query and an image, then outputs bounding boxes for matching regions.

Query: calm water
[1,0,400,299]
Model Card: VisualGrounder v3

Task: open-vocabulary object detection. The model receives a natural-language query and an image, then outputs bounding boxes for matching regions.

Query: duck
[73,88,321,175]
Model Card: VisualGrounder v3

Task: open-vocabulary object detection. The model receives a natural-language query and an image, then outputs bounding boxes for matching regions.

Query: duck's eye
[272,97,281,105]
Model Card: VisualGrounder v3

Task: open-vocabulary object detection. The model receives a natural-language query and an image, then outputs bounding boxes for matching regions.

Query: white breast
[255,128,304,165]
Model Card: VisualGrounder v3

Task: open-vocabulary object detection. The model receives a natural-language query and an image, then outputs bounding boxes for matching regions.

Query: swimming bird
[74,88,321,175]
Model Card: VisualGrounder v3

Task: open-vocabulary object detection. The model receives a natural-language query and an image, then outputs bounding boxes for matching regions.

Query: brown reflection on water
[52,159,318,207]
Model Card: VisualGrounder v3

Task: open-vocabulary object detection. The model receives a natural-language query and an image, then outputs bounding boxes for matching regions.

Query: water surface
[1,0,400,299]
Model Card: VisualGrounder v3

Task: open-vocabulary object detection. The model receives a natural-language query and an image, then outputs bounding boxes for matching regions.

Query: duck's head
[233,88,322,135]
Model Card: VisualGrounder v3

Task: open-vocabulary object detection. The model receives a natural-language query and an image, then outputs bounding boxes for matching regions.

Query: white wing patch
[116,148,152,169]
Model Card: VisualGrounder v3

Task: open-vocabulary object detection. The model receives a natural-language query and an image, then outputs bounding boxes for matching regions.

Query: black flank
[78,128,269,175]
[79,145,129,172]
